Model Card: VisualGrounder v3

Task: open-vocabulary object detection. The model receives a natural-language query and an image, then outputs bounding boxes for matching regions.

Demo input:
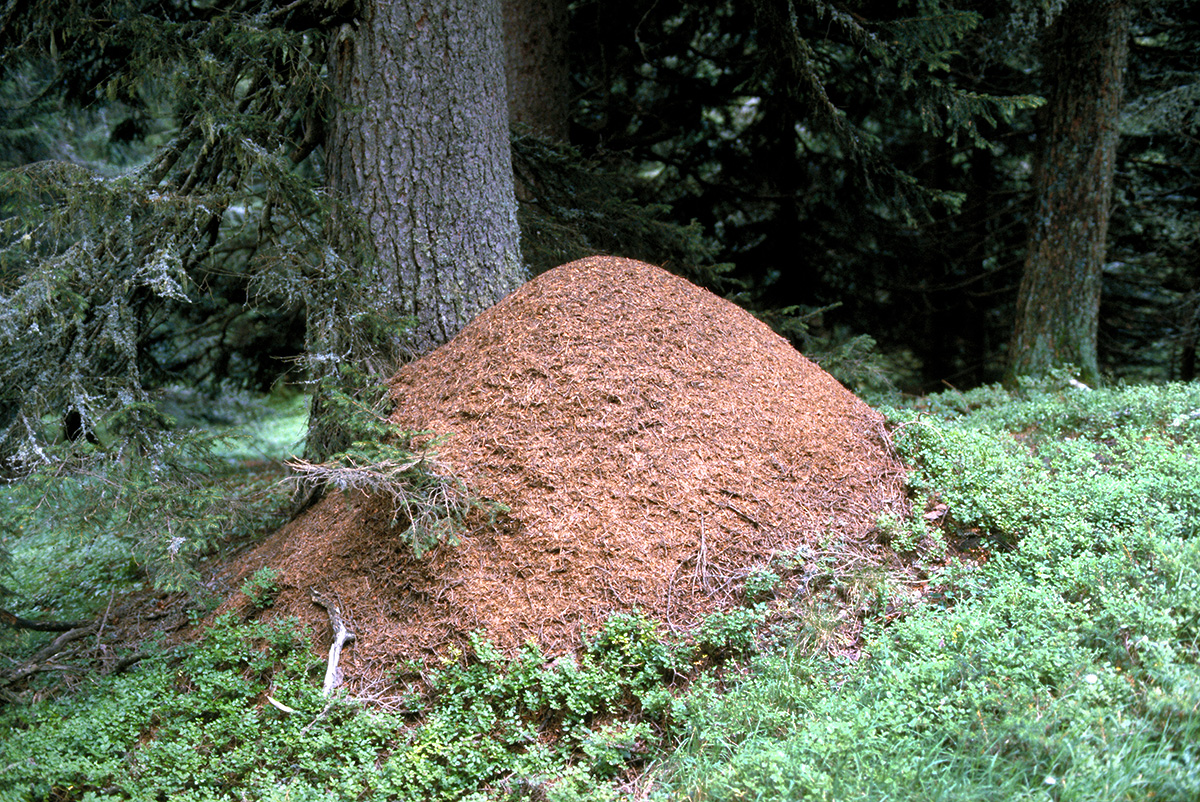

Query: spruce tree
[1007,0,1133,385]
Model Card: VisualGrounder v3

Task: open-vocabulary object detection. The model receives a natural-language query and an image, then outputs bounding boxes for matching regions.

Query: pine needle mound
[228,256,908,683]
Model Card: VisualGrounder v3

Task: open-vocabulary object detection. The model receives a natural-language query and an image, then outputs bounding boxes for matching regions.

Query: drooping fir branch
[510,131,722,285]
[0,2,385,592]
[0,1,361,464]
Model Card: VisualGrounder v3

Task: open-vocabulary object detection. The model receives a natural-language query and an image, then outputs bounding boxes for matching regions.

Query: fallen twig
[309,587,355,696]
[266,694,298,714]
[696,515,712,592]
[105,652,149,676]
[0,623,98,690]
[0,607,91,632]
[714,499,764,529]
[30,623,97,662]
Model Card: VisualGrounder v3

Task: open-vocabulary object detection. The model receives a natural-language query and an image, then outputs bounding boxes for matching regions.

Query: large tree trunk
[1006,0,1131,386]
[325,0,524,359]
[306,0,525,462]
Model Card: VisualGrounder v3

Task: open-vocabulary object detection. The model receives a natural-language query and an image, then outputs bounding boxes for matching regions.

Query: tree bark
[304,0,526,463]
[1006,0,1132,386]
[324,0,525,359]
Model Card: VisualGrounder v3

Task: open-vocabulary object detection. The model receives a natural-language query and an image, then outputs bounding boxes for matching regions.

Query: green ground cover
[2,381,1199,800]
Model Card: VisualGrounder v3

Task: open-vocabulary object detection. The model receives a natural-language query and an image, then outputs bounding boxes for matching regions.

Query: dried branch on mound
[286,452,423,497]
[285,442,495,558]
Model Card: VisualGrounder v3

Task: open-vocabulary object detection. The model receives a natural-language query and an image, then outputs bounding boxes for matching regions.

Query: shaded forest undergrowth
[3,380,1200,800]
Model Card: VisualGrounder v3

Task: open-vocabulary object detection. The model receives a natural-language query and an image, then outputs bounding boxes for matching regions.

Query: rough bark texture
[1007,0,1131,386]
[325,0,525,358]
[502,0,569,142]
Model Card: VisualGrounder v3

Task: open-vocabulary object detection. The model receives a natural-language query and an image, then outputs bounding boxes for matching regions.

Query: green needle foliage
[749,0,1044,219]
[0,2,349,463]
[0,0,396,602]
[0,394,301,616]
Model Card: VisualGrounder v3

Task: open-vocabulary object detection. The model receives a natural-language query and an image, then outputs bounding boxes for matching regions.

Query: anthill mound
[225,256,907,684]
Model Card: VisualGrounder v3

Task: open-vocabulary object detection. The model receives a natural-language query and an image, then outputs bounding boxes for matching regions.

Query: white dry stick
[266,694,298,714]
[696,515,712,592]
[310,587,356,696]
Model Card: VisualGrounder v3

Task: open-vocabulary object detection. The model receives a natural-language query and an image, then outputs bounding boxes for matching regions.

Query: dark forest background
[2,0,1197,417]
[549,2,1198,391]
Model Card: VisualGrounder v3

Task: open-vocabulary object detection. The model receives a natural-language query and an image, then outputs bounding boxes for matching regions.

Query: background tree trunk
[324,0,525,359]
[502,0,570,142]
[1006,0,1132,385]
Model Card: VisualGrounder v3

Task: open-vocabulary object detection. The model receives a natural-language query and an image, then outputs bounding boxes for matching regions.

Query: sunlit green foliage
[0,612,696,801]
[0,390,304,616]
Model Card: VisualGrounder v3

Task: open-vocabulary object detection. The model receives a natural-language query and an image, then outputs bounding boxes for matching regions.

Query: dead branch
[310,587,355,696]
[0,622,99,692]
[0,607,91,632]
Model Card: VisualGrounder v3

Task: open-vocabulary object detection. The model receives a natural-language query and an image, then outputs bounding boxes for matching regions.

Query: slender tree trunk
[305,0,525,463]
[502,0,570,142]
[1180,292,1199,381]
[1006,0,1131,386]
[325,0,525,359]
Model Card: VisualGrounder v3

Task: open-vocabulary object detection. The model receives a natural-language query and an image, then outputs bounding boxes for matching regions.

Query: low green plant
[585,611,683,687]
[8,382,1200,801]
[581,721,654,778]
[241,566,281,609]
[743,566,781,602]
[376,614,688,798]
[875,511,915,552]
[657,382,1200,800]
[0,612,689,801]
[0,616,386,800]
[695,606,768,661]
